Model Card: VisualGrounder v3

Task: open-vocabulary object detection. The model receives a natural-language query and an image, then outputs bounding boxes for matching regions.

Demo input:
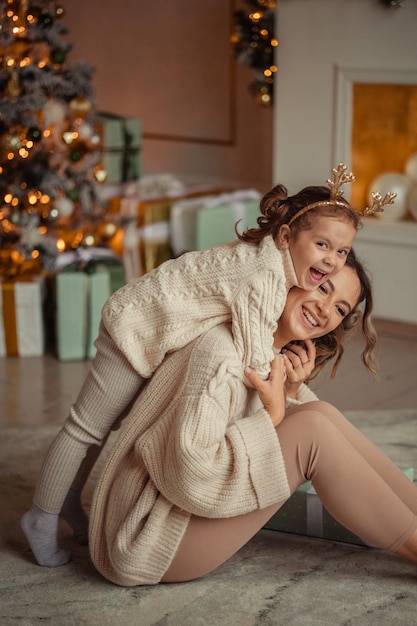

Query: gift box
[196,192,261,251]
[110,186,233,279]
[0,275,45,357]
[53,249,126,361]
[264,466,415,547]
[94,181,136,209]
[137,197,173,277]
[170,189,261,255]
[114,196,172,280]
[95,112,142,184]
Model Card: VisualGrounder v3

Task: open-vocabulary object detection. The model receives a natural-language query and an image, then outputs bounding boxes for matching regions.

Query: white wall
[273,0,417,191]
[64,0,274,193]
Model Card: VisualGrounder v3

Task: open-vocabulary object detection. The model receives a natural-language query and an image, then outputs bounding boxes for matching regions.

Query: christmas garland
[231,1,277,106]
[231,0,406,106]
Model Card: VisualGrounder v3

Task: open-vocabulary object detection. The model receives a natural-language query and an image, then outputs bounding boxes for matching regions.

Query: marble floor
[0,319,416,625]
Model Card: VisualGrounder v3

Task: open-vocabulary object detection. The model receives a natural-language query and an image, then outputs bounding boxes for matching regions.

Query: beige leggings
[162,401,417,583]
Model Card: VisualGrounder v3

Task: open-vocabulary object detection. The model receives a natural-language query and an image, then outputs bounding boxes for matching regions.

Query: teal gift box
[196,198,260,251]
[95,112,142,184]
[264,466,415,546]
[53,250,126,361]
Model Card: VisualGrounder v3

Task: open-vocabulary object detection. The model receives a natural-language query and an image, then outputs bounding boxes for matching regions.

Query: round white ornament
[405,153,417,182]
[55,196,74,217]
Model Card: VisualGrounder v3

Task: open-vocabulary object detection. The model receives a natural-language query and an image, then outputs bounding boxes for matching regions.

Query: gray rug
[1,410,417,626]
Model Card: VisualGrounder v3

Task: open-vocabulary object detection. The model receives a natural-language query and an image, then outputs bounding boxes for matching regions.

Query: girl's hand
[282,339,316,399]
[245,355,287,427]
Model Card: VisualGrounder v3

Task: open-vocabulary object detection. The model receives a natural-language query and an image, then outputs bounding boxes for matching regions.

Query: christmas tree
[0,0,107,269]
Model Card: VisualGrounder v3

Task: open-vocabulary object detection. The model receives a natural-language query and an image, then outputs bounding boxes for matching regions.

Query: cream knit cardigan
[89,324,318,587]
[102,235,298,380]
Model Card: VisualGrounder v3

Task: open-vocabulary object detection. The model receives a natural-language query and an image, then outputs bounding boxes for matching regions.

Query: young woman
[86,252,416,587]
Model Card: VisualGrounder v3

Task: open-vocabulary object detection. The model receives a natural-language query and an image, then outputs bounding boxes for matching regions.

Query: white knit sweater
[102,236,298,380]
[89,323,318,586]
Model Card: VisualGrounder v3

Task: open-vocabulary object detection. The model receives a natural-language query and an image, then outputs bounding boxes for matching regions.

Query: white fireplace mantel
[354,219,417,324]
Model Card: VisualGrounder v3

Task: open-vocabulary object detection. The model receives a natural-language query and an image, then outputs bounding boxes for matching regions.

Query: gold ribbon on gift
[137,198,172,274]
[116,197,173,279]
[1,254,43,356]
[3,282,18,355]
[1,275,39,356]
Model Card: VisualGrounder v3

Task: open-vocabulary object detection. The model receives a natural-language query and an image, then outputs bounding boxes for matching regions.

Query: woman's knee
[312,400,342,417]
[284,401,336,430]
[291,400,337,414]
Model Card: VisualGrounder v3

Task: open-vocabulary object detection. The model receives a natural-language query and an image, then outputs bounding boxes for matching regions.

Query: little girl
[21,164,395,567]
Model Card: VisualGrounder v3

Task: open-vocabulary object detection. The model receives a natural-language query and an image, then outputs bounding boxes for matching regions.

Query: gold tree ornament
[69,96,92,118]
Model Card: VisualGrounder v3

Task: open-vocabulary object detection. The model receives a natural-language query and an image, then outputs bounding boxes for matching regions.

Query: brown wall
[63,0,273,192]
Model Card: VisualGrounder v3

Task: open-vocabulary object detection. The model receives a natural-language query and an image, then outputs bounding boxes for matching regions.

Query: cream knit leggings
[162,402,417,583]
[34,322,144,512]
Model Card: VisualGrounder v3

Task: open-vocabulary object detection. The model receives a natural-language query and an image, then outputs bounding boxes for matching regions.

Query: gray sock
[20,505,71,567]
[60,487,89,546]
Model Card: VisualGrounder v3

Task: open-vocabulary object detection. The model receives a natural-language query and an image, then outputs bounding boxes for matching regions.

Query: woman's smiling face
[275,264,361,347]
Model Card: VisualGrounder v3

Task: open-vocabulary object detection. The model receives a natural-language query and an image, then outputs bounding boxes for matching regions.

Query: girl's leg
[59,442,107,547]
[60,410,128,546]
[21,322,143,567]
[162,403,417,583]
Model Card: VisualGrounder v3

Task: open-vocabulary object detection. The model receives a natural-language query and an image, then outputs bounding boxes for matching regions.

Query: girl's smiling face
[274,264,361,348]
[278,215,356,290]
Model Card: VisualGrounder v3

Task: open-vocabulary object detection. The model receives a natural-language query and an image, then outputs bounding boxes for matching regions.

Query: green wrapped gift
[95,112,142,184]
[195,197,261,251]
[54,250,126,361]
[264,466,414,546]
[55,270,89,361]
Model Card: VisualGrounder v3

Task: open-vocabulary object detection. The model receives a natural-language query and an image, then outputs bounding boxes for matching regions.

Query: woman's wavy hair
[309,248,378,381]
[237,184,362,244]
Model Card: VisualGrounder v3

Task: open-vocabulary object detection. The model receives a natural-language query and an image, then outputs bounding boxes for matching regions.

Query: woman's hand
[282,339,316,399]
[245,355,287,427]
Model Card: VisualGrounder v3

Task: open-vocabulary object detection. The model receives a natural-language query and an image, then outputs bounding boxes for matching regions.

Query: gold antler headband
[287,162,396,226]
[361,191,397,217]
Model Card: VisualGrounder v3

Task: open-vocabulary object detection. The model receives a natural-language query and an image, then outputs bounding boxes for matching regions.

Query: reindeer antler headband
[287,163,397,226]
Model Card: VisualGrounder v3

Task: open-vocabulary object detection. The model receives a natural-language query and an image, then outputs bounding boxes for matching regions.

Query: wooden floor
[0,319,416,429]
